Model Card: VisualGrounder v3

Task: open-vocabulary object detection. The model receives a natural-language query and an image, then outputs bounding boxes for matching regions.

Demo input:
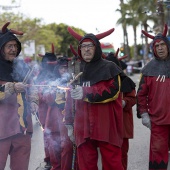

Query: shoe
[35,161,52,170]
[44,161,52,170]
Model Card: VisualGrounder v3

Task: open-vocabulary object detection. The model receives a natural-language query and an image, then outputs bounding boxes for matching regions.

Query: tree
[43,23,86,56]
[0,12,86,58]
[116,0,131,60]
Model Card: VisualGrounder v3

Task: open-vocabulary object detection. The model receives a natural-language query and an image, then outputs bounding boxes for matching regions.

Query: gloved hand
[65,125,75,143]
[30,102,39,113]
[122,100,126,108]
[14,82,26,93]
[70,86,83,100]
[141,112,151,129]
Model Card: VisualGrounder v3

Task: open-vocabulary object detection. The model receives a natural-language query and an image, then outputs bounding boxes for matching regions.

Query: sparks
[56,85,70,90]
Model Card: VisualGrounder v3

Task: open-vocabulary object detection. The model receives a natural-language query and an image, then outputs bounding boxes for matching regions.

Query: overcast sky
[0,0,142,49]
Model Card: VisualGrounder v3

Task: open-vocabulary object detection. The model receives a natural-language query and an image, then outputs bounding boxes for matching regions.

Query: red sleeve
[64,90,74,125]
[123,90,136,111]
[137,75,149,115]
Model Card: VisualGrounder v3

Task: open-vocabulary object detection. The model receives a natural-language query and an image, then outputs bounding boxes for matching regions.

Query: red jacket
[65,78,123,147]
[122,90,136,138]
[38,89,66,133]
[137,75,170,125]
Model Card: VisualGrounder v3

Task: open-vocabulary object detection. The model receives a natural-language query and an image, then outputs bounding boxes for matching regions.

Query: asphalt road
[5,73,170,170]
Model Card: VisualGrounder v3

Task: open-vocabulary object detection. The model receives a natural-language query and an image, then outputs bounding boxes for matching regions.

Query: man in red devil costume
[0,22,38,170]
[106,50,136,170]
[65,27,127,170]
[36,51,73,170]
[137,24,170,170]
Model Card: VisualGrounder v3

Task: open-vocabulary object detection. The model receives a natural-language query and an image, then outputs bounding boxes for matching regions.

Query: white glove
[122,100,126,108]
[14,82,26,93]
[141,112,151,129]
[30,102,39,113]
[65,125,75,143]
[70,86,83,100]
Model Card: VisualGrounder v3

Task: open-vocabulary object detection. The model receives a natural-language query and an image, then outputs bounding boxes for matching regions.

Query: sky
[0,0,140,50]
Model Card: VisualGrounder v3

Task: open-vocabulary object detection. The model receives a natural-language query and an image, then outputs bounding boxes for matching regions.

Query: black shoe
[35,162,52,170]
[44,161,52,170]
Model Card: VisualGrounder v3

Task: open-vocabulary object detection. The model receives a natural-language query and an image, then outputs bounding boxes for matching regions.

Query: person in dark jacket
[0,22,38,170]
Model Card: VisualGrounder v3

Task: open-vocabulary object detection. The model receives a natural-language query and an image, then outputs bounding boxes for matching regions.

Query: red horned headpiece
[2,21,23,35]
[119,55,128,60]
[38,43,55,58]
[67,27,115,41]
[115,48,128,60]
[70,44,78,56]
[115,48,119,58]
[0,21,23,56]
[142,24,168,39]
[38,43,58,65]
[69,45,81,62]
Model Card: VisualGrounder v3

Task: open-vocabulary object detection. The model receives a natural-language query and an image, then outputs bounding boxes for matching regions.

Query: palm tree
[116,0,131,60]
[134,0,158,63]
[121,1,140,60]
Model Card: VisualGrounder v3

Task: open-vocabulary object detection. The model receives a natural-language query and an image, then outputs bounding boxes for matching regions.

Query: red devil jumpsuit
[38,88,73,170]
[65,77,124,170]
[137,74,170,169]
[122,90,136,170]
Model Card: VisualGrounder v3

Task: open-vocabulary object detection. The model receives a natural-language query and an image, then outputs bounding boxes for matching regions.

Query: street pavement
[5,73,170,170]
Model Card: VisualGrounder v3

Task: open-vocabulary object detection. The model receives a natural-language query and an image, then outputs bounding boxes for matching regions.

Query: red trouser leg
[77,139,124,170]
[47,132,61,170]
[121,138,129,170]
[10,134,31,170]
[149,123,170,170]
[99,141,124,170]
[77,140,99,170]
[44,132,50,163]
[0,137,12,170]
[60,124,73,170]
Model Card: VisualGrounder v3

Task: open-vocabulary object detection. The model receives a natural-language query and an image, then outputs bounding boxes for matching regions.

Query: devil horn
[70,45,78,56]
[118,55,128,60]
[10,29,24,35]
[95,28,115,40]
[51,43,54,53]
[162,24,168,37]
[68,27,83,41]
[142,30,154,39]
[102,53,107,59]
[2,22,10,33]
[115,48,119,58]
